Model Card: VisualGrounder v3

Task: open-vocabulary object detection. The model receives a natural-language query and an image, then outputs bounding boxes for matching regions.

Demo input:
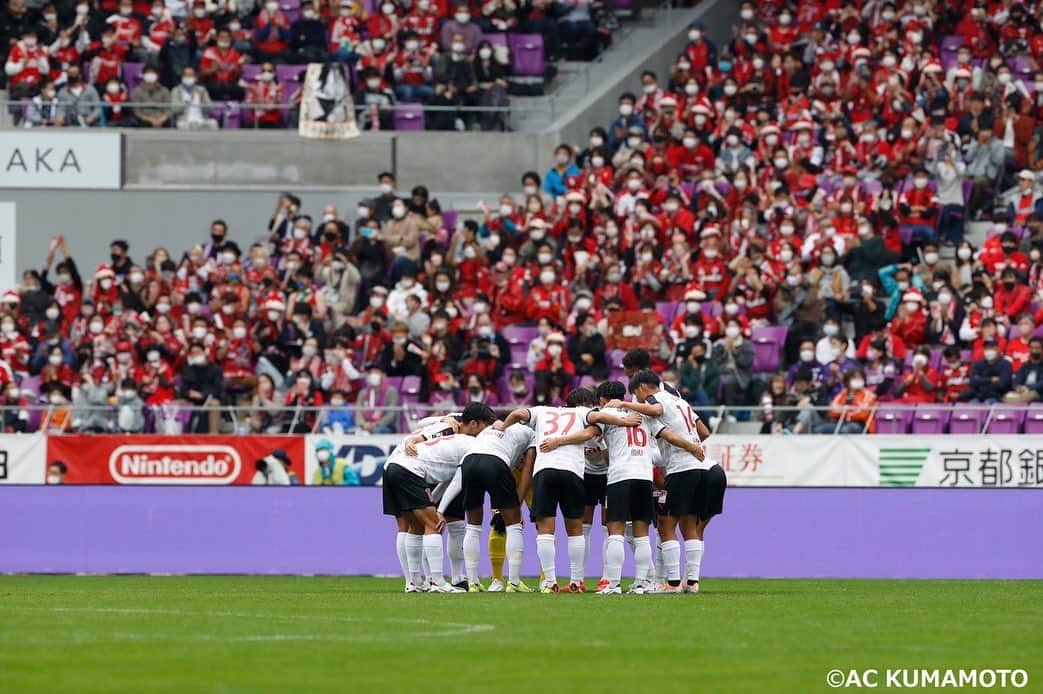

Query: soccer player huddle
[381,350,727,595]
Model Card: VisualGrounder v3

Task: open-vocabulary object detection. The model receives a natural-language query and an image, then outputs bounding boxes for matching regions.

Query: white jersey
[647,390,712,474]
[526,405,593,479]
[470,423,535,470]
[596,408,656,485]
[388,434,475,484]
[584,436,608,475]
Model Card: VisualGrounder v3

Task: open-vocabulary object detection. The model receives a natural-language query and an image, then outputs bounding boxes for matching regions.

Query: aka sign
[0,132,121,189]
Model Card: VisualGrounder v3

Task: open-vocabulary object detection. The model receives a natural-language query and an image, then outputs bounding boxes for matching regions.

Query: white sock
[633,536,652,585]
[396,532,409,586]
[422,550,431,582]
[661,539,681,582]
[463,524,482,585]
[506,523,524,585]
[581,523,592,574]
[568,535,585,584]
[624,521,635,555]
[406,533,424,585]
[650,533,661,581]
[685,539,705,584]
[600,531,609,581]
[604,534,624,584]
[446,520,466,585]
[422,534,445,585]
[536,534,556,585]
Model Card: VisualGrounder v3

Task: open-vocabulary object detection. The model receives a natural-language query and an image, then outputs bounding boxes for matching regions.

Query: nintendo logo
[108,444,242,485]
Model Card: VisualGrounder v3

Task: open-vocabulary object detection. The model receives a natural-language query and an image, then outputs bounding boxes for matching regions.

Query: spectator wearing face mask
[254,0,291,62]
[25,79,62,127]
[1,381,29,433]
[712,317,755,407]
[42,385,73,434]
[114,378,145,433]
[440,2,482,52]
[132,66,171,127]
[5,29,49,113]
[995,267,1031,321]
[526,264,569,325]
[56,64,101,127]
[878,262,926,320]
[72,369,112,433]
[962,338,1012,403]
[378,320,425,377]
[282,370,324,433]
[566,311,607,380]
[356,365,399,433]
[245,62,286,128]
[892,346,938,404]
[820,369,877,434]
[1004,336,1043,403]
[534,331,574,401]
[288,1,328,62]
[170,66,217,129]
[178,341,224,433]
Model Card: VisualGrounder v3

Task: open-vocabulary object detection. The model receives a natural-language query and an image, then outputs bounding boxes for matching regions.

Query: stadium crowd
[6,0,1043,435]
[1,0,622,129]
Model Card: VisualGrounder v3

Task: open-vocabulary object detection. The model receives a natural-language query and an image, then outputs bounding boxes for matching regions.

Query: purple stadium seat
[18,375,40,397]
[210,101,242,129]
[509,343,528,364]
[281,6,300,21]
[912,404,951,434]
[751,325,786,374]
[986,405,1026,434]
[483,33,508,48]
[656,301,679,323]
[276,64,307,86]
[508,34,544,77]
[242,64,262,82]
[393,103,425,131]
[948,404,987,434]
[400,376,422,398]
[576,375,595,391]
[607,349,627,368]
[611,0,634,15]
[503,325,538,345]
[442,209,458,232]
[874,405,914,434]
[859,179,882,196]
[122,62,144,91]
[940,35,963,52]
[1024,404,1043,433]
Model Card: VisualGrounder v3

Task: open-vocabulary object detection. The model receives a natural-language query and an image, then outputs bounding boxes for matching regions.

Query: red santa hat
[793,119,814,131]
[2,290,20,305]
[564,190,586,203]
[700,225,722,239]
[545,331,566,344]
[528,218,548,230]
[263,296,286,312]
[760,123,780,137]
[660,96,678,108]
[902,289,925,305]
[954,67,972,79]
[684,289,707,302]
[95,264,115,280]
[922,60,943,74]
[851,47,872,62]
[691,103,713,116]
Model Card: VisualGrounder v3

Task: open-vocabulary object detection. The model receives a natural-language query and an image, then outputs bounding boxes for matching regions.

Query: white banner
[0,434,47,484]
[861,435,1043,488]
[0,132,121,189]
[298,63,359,140]
[705,435,877,486]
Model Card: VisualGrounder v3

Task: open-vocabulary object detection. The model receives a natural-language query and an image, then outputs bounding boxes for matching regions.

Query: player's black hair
[628,369,660,395]
[621,349,651,371]
[566,387,595,407]
[595,380,626,402]
[50,461,68,474]
[461,403,497,424]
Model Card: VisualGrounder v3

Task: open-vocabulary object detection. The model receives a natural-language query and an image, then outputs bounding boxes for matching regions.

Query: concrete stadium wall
[3,487,1040,578]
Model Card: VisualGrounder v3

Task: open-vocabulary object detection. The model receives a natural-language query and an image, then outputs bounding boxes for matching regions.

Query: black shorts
[605,479,654,524]
[664,466,727,520]
[382,463,432,516]
[583,473,607,508]
[462,453,519,511]
[530,468,585,521]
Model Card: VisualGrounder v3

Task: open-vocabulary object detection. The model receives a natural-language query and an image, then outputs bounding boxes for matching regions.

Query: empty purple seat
[940,35,963,52]
[509,343,528,364]
[751,325,786,374]
[483,33,509,48]
[948,404,986,434]
[986,405,1026,434]
[503,325,538,345]
[508,34,544,77]
[242,64,262,82]
[122,62,144,91]
[859,179,882,196]
[912,404,951,434]
[1024,404,1043,433]
[607,349,627,369]
[656,301,678,323]
[575,375,595,390]
[874,405,914,434]
[400,376,422,397]
[276,64,307,86]
[392,103,425,131]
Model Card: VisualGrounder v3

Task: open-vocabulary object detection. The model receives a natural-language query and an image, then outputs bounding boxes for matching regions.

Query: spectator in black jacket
[178,341,225,433]
[1005,337,1043,403]
[378,320,425,377]
[962,338,1012,403]
[567,312,608,380]
[289,1,328,63]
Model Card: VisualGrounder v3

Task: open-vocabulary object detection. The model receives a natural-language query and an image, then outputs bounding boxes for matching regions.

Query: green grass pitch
[1,576,1041,692]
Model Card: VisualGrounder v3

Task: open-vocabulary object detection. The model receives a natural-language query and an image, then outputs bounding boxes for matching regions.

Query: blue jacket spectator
[964,341,1012,403]
[878,263,926,320]
[606,92,647,150]
[544,143,581,197]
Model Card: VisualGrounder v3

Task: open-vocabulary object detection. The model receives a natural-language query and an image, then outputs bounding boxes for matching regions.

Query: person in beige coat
[382,199,421,278]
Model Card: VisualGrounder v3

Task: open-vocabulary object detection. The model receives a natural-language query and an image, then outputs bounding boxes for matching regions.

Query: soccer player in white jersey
[503,387,642,593]
[621,370,726,594]
[382,405,495,592]
[435,420,536,592]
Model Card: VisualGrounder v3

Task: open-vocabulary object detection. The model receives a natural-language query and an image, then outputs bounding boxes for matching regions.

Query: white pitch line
[0,606,495,642]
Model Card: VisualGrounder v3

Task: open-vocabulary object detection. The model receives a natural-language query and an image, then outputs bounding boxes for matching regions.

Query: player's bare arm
[539,424,601,452]
[515,447,535,505]
[502,408,531,429]
[588,410,643,428]
[659,428,705,461]
[403,433,425,456]
[605,399,663,418]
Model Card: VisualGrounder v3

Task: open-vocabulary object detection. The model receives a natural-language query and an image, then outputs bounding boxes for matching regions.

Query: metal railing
[0,402,1031,436]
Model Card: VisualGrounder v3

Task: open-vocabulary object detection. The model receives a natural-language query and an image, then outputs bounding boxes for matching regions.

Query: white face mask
[451,41,466,53]
[46,308,60,320]
[392,205,406,219]
[478,47,491,60]
[143,72,158,84]
[980,296,994,309]
[627,178,641,192]
[367,373,382,387]
[192,326,208,340]
[725,325,741,339]
[849,379,864,390]
[405,40,419,51]
[800,349,815,363]
[370,296,384,309]
[924,252,939,265]
[958,247,972,261]
[703,248,718,259]
[904,301,920,313]
[619,103,634,117]
[547,343,562,357]
[823,324,838,337]
[89,321,104,334]
[540,271,555,285]
[455,11,469,22]
[984,349,998,362]
[779,250,793,263]
[48,354,63,366]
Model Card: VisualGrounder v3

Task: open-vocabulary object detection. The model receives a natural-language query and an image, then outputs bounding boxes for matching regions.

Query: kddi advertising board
[0,132,120,189]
